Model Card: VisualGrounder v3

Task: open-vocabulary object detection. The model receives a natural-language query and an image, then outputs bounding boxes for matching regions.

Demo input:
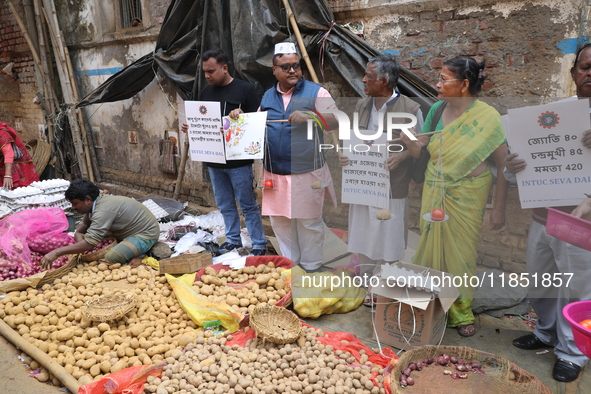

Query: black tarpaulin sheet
[76,0,436,108]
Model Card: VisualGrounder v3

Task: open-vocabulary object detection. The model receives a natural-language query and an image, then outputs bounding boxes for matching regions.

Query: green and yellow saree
[414,99,506,327]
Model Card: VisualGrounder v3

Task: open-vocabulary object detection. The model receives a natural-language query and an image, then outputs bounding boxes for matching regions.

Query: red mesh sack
[78,364,164,394]
[195,255,296,307]
[0,207,70,276]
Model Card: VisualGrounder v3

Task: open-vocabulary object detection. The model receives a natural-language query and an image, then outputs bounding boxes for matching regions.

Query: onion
[425,357,435,365]
[400,379,407,388]
[405,377,415,386]
[470,361,482,370]
[450,356,458,364]
[403,368,412,377]
[408,363,417,371]
[438,356,447,366]
[456,364,467,372]
[451,372,460,379]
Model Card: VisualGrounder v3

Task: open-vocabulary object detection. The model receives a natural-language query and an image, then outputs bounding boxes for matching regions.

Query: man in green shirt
[41,178,160,268]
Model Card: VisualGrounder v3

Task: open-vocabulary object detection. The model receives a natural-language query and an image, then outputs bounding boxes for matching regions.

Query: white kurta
[347,197,408,262]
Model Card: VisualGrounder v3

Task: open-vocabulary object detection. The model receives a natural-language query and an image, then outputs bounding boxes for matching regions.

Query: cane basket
[82,293,138,322]
[249,305,302,344]
[37,254,80,287]
[81,238,117,262]
[391,345,552,393]
[26,138,51,176]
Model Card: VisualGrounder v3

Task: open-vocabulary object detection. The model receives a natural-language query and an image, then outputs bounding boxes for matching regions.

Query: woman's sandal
[457,324,476,337]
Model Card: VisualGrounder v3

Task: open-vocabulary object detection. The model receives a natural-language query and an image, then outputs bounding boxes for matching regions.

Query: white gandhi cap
[274,42,297,55]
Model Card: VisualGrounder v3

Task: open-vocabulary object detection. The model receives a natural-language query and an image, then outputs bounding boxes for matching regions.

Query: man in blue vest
[232,43,337,272]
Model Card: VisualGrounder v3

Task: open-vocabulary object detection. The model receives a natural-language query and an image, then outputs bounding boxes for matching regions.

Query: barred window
[120,0,142,28]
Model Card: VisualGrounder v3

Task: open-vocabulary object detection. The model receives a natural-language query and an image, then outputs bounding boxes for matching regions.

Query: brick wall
[0,2,44,141]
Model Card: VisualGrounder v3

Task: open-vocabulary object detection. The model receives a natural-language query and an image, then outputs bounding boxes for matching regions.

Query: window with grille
[120,0,143,28]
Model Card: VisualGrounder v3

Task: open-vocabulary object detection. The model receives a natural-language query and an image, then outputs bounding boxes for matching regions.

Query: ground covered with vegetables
[0,258,395,393]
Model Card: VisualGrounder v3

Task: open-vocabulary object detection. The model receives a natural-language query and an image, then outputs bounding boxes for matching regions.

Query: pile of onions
[82,238,115,255]
[28,233,75,254]
[400,354,485,388]
[0,252,70,281]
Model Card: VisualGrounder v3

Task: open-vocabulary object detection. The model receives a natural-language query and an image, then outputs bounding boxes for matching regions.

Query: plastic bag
[0,207,69,270]
[192,210,225,237]
[171,232,199,257]
[28,232,75,254]
[292,266,366,319]
[78,363,164,394]
[166,272,244,332]
[171,230,215,257]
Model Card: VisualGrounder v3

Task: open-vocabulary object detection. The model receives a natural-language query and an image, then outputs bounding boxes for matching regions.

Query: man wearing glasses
[234,42,337,272]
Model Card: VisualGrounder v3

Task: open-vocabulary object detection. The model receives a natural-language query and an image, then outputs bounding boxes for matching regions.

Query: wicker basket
[37,254,80,287]
[26,138,51,176]
[81,238,117,262]
[249,305,303,344]
[82,293,138,322]
[391,345,552,394]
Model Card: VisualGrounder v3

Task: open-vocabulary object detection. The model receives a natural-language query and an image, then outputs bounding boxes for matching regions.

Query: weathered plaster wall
[0,2,44,143]
[55,0,214,205]
[327,0,588,271]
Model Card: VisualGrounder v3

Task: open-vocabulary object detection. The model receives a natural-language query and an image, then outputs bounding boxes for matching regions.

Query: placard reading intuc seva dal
[507,99,591,208]
[341,132,390,209]
[185,101,225,164]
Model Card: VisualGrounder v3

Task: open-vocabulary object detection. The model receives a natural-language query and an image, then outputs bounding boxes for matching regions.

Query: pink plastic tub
[563,300,591,358]
[545,207,591,252]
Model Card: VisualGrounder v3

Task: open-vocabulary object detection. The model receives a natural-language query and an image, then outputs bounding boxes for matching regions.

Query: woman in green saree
[404,57,509,337]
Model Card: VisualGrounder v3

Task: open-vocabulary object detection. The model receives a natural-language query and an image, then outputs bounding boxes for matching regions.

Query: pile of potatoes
[0,261,201,386]
[192,262,289,315]
[145,326,386,394]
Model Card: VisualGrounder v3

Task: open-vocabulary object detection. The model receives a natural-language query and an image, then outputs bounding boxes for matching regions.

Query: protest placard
[341,133,390,209]
[223,112,267,160]
[185,101,225,164]
[507,99,591,208]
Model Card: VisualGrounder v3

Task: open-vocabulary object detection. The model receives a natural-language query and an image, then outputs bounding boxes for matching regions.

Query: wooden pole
[0,319,81,394]
[173,0,211,200]
[7,1,42,69]
[41,0,89,179]
[42,0,94,182]
[281,0,319,84]
[61,30,99,182]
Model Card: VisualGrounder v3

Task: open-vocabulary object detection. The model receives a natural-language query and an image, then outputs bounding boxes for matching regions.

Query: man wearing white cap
[232,42,337,272]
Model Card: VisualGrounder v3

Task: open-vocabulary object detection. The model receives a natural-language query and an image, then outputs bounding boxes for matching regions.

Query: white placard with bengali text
[185,101,225,164]
[223,112,267,160]
[341,132,390,209]
[506,99,591,208]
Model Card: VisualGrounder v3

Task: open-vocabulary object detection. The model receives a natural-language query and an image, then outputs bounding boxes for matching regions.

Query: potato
[87,327,101,339]
[55,328,76,342]
[34,305,50,316]
[255,275,270,286]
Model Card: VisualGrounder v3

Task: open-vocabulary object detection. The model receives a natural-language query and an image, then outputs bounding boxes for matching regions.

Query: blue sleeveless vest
[260,79,325,175]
